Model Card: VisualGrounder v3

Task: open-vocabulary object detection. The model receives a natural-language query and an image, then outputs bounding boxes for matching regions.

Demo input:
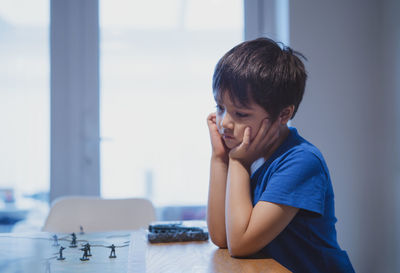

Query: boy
[206,38,354,272]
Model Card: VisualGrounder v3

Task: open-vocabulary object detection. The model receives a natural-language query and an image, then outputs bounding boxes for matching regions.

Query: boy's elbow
[228,245,247,258]
[210,235,228,249]
[227,240,258,258]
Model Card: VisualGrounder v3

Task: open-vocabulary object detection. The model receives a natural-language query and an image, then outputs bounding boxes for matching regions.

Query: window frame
[49,0,288,202]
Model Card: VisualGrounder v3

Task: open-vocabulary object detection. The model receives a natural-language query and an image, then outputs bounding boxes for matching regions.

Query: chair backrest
[42,196,156,233]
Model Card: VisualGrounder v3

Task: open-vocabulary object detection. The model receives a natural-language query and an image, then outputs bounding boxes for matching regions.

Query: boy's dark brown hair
[212,37,307,120]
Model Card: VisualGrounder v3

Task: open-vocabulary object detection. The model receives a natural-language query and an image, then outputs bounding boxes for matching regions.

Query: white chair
[42,196,156,233]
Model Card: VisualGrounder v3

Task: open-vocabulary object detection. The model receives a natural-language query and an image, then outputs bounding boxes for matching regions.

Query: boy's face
[215,92,272,149]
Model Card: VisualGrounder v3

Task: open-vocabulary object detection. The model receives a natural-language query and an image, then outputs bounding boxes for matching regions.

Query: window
[100,0,243,207]
[0,0,49,229]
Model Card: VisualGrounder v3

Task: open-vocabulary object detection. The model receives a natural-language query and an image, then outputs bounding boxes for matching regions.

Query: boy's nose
[220,113,234,130]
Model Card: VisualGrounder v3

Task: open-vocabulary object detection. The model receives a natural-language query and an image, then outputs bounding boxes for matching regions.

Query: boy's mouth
[222,134,234,140]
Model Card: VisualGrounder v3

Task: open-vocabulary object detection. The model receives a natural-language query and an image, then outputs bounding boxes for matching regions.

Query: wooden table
[148,240,290,273]
[0,231,290,273]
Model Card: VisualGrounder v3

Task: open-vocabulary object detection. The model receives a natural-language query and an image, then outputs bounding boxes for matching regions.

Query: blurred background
[0,0,399,272]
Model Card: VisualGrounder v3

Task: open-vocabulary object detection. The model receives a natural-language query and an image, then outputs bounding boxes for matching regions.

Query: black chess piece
[52,234,59,246]
[107,244,116,258]
[70,233,77,248]
[85,243,92,256]
[80,245,90,261]
[57,246,66,260]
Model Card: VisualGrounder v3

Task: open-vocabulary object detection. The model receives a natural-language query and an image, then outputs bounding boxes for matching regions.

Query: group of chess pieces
[51,222,209,262]
[52,228,123,262]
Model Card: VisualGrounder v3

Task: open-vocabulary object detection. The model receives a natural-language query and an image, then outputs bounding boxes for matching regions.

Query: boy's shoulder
[287,127,323,154]
[274,127,328,172]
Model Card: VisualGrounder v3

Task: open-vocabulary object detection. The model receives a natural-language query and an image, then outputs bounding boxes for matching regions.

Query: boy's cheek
[237,130,245,143]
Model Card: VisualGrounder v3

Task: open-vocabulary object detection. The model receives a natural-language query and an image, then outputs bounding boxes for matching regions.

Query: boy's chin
[223,139,241,150]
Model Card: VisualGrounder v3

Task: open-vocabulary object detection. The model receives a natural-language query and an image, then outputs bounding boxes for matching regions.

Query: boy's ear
[279,105,295,124]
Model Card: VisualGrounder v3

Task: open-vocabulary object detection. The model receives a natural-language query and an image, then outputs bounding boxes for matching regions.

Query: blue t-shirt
[251,127,354,273]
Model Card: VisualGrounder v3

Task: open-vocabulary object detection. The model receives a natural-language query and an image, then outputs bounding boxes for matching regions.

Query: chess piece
[84,243,92,256]
[70,233,77,248]
[57,246,66,260]
[52,234,59,246]
[80,245,90,261]
[107,244,117,258]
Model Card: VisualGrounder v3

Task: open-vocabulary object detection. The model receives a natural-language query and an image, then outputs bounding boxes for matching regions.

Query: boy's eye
[216,105,224,113]
[235,112,249,118]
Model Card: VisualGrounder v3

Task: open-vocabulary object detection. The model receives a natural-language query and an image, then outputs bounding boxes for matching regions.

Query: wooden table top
[0,230,290,273]
[147,240,291,273]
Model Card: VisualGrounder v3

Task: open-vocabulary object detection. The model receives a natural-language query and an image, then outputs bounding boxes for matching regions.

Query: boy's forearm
[207,156,229,248]
[225,158,253,253]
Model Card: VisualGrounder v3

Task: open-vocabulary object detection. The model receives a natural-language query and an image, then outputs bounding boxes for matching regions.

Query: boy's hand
[207,113,229,162]
[229,118,281,170]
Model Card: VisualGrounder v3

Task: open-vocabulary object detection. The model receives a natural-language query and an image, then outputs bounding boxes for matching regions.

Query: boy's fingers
[252,118,270,145]
[263,118,281,146]
[207,113,217,126]
[235,127,251,153]
[242,127,251,146]
[207,112,216,121]
[267,118,281,138]
[254,118,279,150]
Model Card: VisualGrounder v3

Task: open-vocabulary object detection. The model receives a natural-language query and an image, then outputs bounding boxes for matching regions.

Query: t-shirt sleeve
[259,150,327,216]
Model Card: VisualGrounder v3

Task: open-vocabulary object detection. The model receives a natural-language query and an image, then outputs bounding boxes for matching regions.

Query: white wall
[289,0,399,272]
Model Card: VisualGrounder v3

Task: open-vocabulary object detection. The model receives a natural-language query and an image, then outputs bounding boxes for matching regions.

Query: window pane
[0,0,50,230]
[100,0,243,207]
